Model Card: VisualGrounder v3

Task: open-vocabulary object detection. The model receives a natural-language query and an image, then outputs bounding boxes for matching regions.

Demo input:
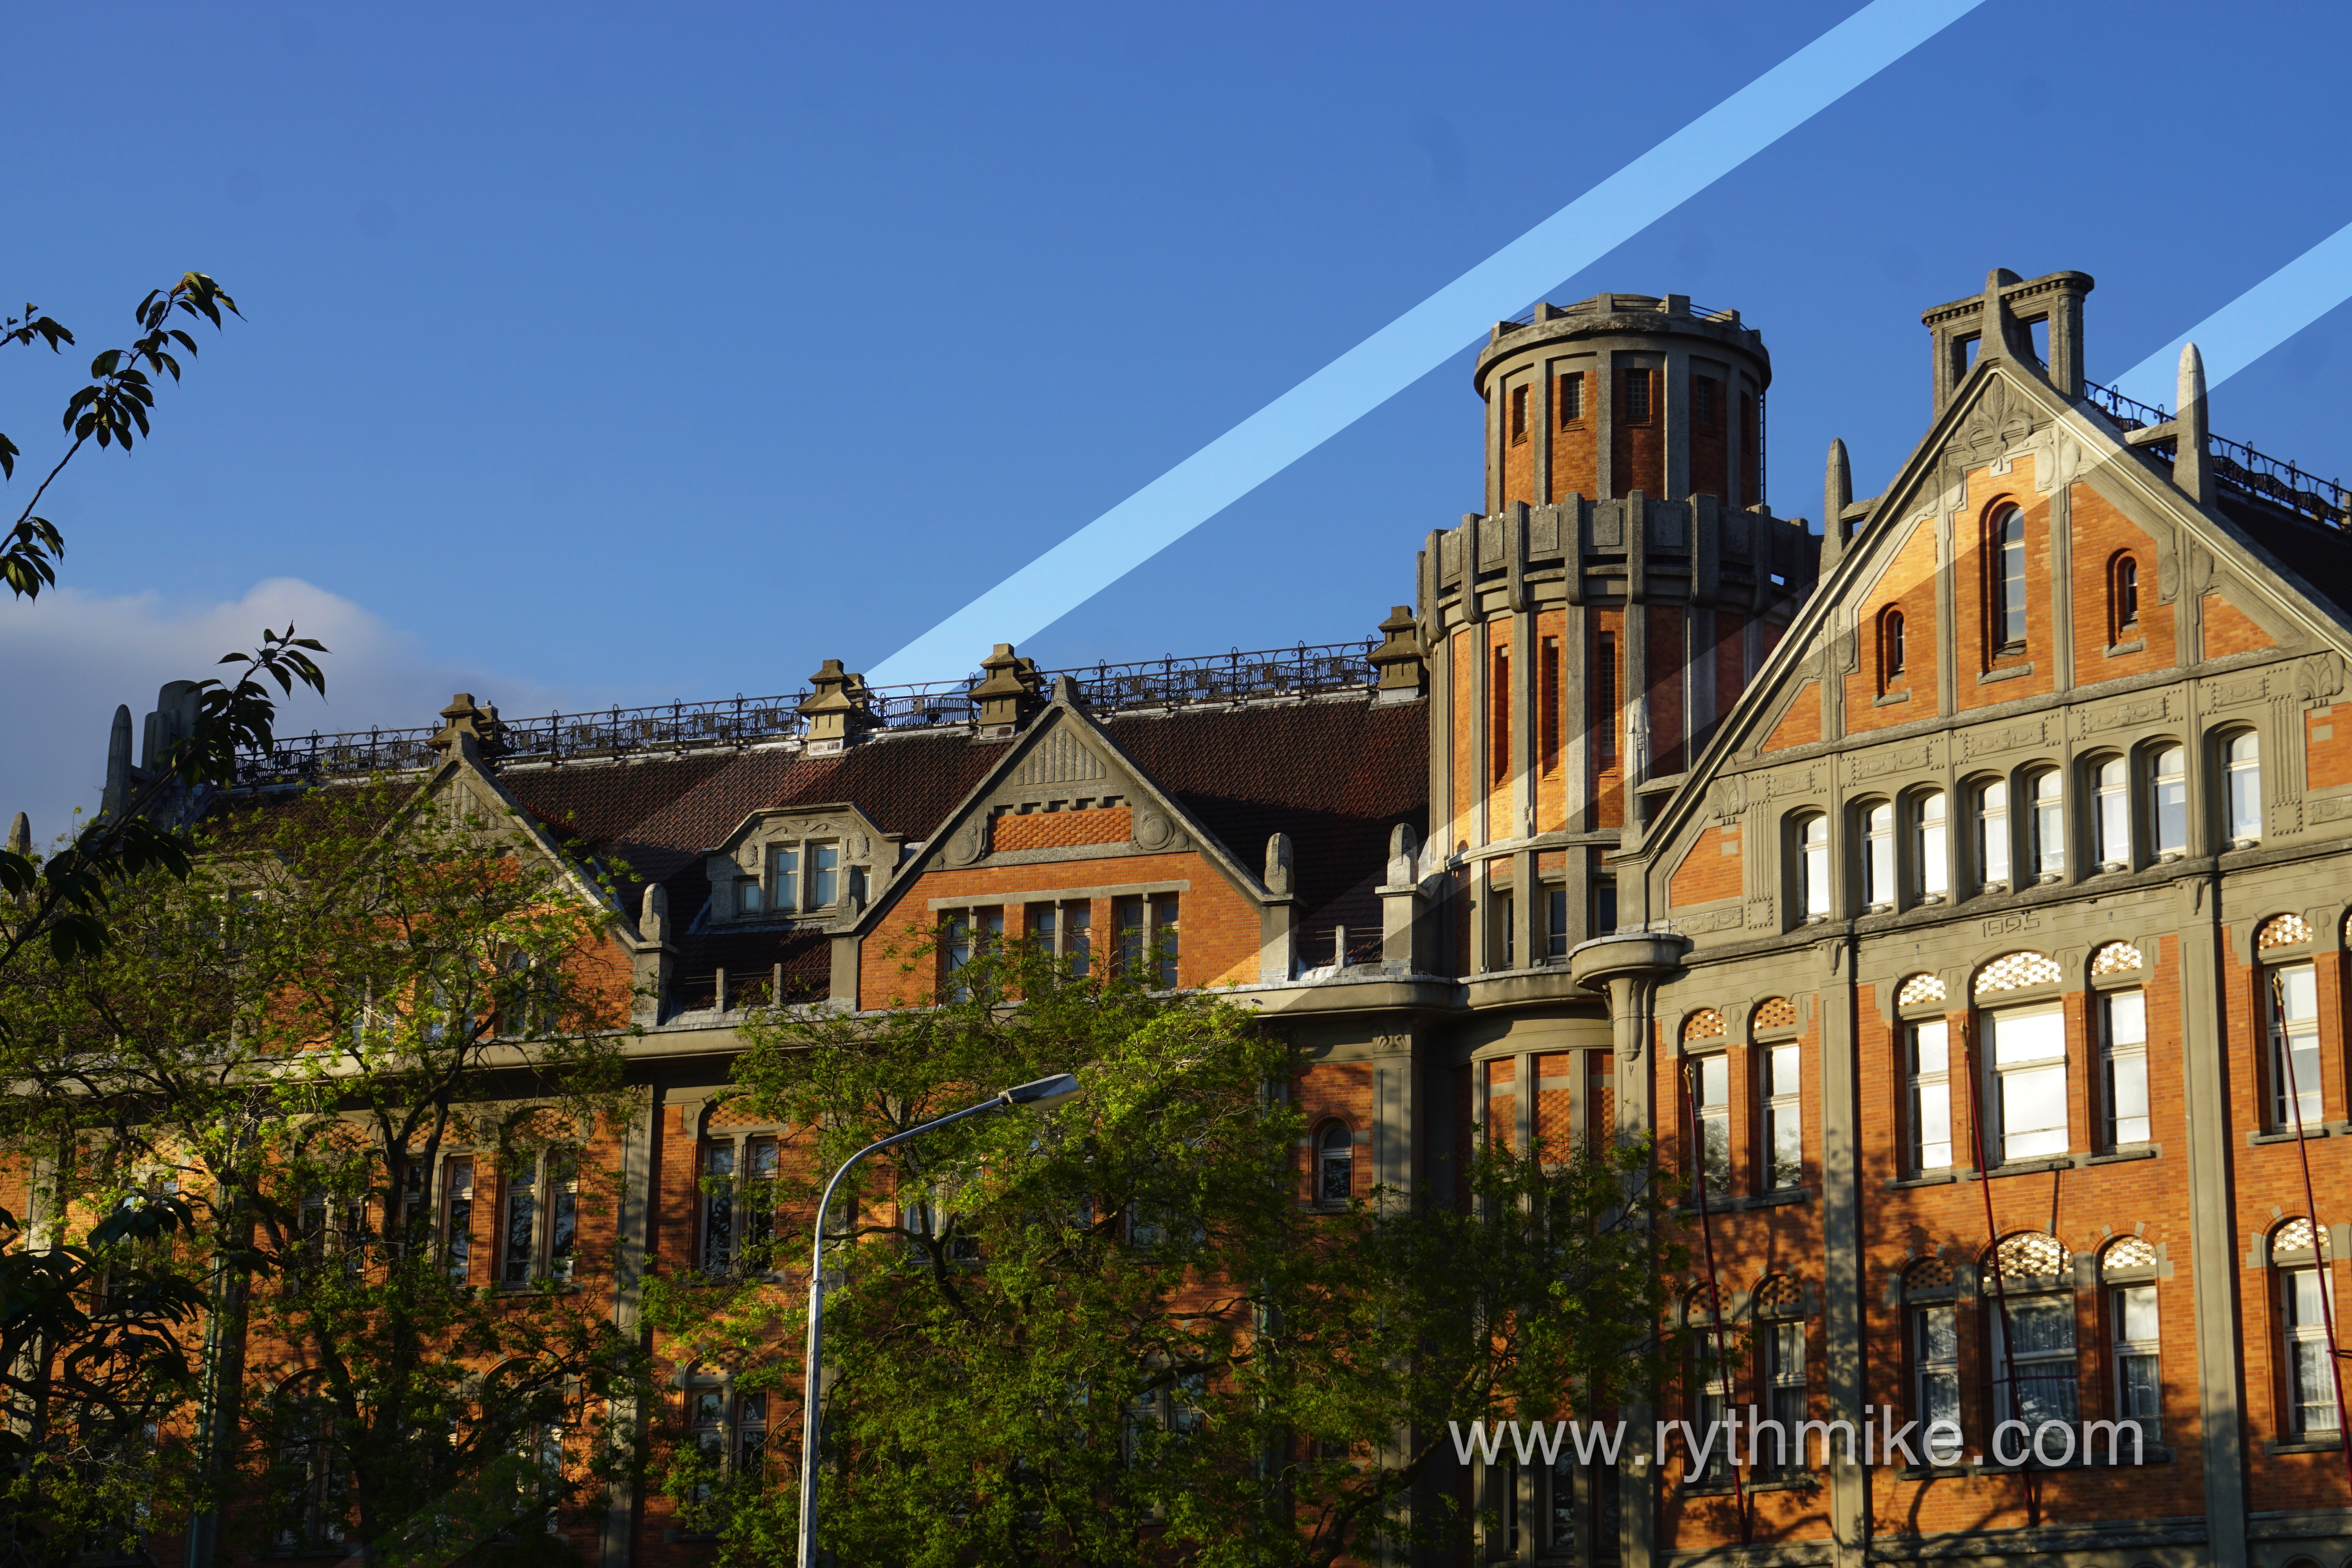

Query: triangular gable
[1644,343,2352,861]
[395,744,641,940]
[855,690,1272,936]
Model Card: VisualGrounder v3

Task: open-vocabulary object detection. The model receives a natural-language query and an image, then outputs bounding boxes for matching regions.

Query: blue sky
[6,1,2352,834]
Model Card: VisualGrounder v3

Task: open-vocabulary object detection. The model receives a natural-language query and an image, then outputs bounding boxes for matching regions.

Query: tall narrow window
[1882,608,1907,683]
[1116,897,1147,976]
[503,1163,538,1286]
[1690,1334,1730,1484]
[1909,1020,1952,1171]
[743,1138,778,1257]
[1913,1305,1959,1430]
[2227,732,2262,843]
[1863,802,1896,911]
[1621,368,1653,425]
[1593,633,1619,765]
[2284,1264,2339,1435]
[1977,779,2011,889]
[1546,887,1569,961]
[737,876,762,915]
[1762,1042,1802,1191]
[2102,989,2150,1147]
[769,845,800,912]
[2112,554,2140,637]
[1029,904,1055,955]
[1592,875,1617,935]
[444,1159,474,1285]
[944,911,973,999]
[1693,376,1719,428]
[2095,757,2130,869]
[1991,505,2027,650]
[701,1143,735,1275]
[1491,644,1511,785]
[1799,815,1830,920]
[1763,1317,1805,1472]
[2150,746,2187,858]
[1915,792,1948,902]
[1509,383,1529,444]
[1152,893,1181,988]
[1318,1123,1354,1203]
[1690,1054,1730,1193]
[810,843,840,907]
[1993,1295,2080,1427]
[1066,904,1092,978]
[2112,1285,2160,1441]
[1539,636,1561,777]
[1987,1003,2069,1161]
[2031,768,2067,879]
[1557,371,1584,425]
[2269,963,2322,1130]
[1497,891,1515,968]
[546,1155,578,1285]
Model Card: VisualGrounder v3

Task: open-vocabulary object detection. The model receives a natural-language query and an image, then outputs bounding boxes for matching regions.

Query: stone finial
[1820,439,1854,575]
[1264,832,1294,898]
[1387,822,1421,887]
[1050,673,1086,708]
[430,693,504,759]
[6,812,28,860]
[972,643,1045,735]
[640,882,670,944]
[1371,606,1425,700]
[798,660,879,751]
[1979,267,2029,362]
[2175,342,2210,505]
[101,704,134,816]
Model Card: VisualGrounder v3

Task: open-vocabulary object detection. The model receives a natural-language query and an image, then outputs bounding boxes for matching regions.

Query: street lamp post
[796,1073,1081,1566]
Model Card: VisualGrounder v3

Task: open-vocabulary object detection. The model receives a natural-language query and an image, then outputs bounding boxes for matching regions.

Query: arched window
[1914,791,1949,903]
[2263,941,2322,1133]
[2270,1219,2338,1437]
[1975,954,2067,1163]
[2029,768,2066,880]
[2226,731,2262,844]
[1987,1234,2079,1428]
[1903,1256,1960,1435]
[272,1376,350,1552]
[2094,757,2130,869]
[1796,814,1830,921]
[1317,1122,1355,1204]
[2110,553,2140,640]
[1754,1276,1806,1474]
[1862,801,1896,911]
[1975,778,2011,891]
[1898,975,1952,1174]
[1881,607,1907,686]
[1989,505,2027,651]
[2149,746,2187,859]
[2099,1237,2161,1445]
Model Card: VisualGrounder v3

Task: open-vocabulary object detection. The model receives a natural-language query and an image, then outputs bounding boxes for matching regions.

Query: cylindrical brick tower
[1417,292,1817,979]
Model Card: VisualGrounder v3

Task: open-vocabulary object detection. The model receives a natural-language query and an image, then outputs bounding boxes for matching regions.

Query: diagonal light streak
[2114,217,2352,409]
[868,0,1990,685]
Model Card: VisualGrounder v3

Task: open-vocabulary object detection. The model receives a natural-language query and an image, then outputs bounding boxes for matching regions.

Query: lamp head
[1001,1073,1081,1109]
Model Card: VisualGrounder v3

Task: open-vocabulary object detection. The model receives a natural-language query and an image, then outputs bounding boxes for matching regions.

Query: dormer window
[768,845,800,912]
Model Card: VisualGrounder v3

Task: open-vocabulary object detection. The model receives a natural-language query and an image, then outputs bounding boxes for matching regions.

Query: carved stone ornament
[1744,897,1777,929]
[2208,674,2268,708]
[944,818,987,868]
[2156,529,2181,604]
[2078,695,2171,737]
[2298,652,2347,704]
[1133,808,1175,852]
[1961,720,2048,759]
[1956,377,2036,466]
[1765,768,1824,800]
[1710,776,1748,823]
[1851,743,1935,782]
[2311,796,2352,826]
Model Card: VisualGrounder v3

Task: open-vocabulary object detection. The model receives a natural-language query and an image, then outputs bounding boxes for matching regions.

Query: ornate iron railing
[2081,378,2349,528]
[232,641,1381,784]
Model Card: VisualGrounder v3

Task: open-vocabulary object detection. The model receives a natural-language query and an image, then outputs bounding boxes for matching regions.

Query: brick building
[74,269,2352,1566]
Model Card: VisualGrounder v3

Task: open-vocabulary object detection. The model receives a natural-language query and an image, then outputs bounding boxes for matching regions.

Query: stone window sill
[1682,1472,1819,1496]
[1985,1154,2074,1178]
[2085,1143,2161,1165]
[1874,689,1912,707]
[1979,662,2035,685]
[1885,1168,1972,1190]
[2250,1123,2350,1147]
[1677,1187,1812,1216]
[2267,1436,2343,1456]
[2104,637,2146,658]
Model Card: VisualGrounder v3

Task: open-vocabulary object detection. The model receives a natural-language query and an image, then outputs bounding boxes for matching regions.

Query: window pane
[1699,1054,1728,1107]
[1914,1082,1951,1169]
[1867,804,1896,905]
[1768,1043,1800,1098]
[2152,748,2187,854]
[1066,904,1091,977]
[771,846,799,911]
[811,844,839,906]
[1918,793,1948,896]
[2106,990,2146,1045]
[1980,782,2011,884]
[1992,1005,2066,1065]
[1770,1111,1802,1189]
[1913,1019,1949,1075]
[2032,771,2065,875]
[2119,1284,2159,1342]
[1921,1305,1957,1365]
[2097,760,2129,864]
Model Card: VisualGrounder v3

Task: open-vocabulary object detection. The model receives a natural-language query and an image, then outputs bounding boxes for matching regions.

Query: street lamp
[796,1073,1081,1564]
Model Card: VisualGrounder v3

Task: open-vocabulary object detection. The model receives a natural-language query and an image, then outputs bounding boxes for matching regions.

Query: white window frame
[2094,756,2130,871]
[2030,767,2066,881]
[1760,1040,1802,1191]
[2226,731,2263,845]
[1690,1052,1731,1195]
[1915,791,1949,904]
[1976,778,2011,892]
[2268,962,2323,1132]
[2283,1262,2339,1437]
[1985,1002,2069,1163]
[2111,1283,2161,1443]
[1862,801,1897,912]
[1798,814,1830,922]
[1762,1315,1806,1474]
[1913,1303,1959,1434]
[1991,1292,2080,1429]
[2101,988,2150,1148]
[1907,1018,1953,1172]
[2148,745,2188,860]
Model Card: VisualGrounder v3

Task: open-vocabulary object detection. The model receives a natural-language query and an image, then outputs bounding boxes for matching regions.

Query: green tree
[0,273,328,975]
[643,942,1679,1568]
[0,777,650,1563]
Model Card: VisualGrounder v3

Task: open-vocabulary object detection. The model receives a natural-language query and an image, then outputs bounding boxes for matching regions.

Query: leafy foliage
[641,941,1680,1568]
[0,778,650,1560]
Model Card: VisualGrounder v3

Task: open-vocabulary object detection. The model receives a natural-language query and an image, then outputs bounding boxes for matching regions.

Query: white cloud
[0,578,583,848]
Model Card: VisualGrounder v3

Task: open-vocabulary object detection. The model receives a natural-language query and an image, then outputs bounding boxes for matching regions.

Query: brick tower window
[1988,504,2027,652]
[1557,371,1584,426]
[1693,375,1719,428]
[1509,383,1530,445]
[2110,552,2140,641]
[1621,368,1653,426]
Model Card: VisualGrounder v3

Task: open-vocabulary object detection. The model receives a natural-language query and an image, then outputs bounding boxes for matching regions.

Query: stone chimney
[430,693,505,761]
[799,660,879,755]
[1370,606,1425,701]
[971,643,1045,738]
